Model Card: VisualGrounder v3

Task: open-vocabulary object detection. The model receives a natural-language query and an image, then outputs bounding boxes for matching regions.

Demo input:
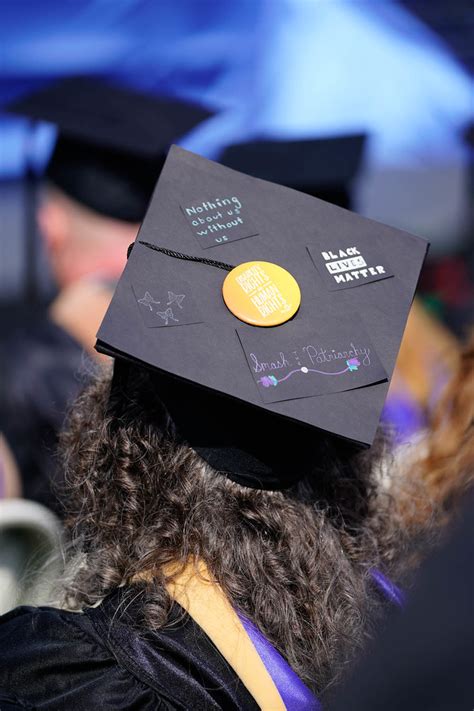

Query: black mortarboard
[96,145,428,489]
[219,134,366,209]
[4,77,212,222]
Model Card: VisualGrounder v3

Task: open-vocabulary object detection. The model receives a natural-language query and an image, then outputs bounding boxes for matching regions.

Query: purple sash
[237,569,404,710]
[238,613,321,711]
[370,568,406,607]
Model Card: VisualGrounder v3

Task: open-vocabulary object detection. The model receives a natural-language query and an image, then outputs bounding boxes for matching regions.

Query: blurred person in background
[401,330,474,525]
[331,333,474,711]
[0,77,211,511]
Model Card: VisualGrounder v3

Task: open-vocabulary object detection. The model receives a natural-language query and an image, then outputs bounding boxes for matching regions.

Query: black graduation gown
[0,305,87,510]
[0,587,258,710]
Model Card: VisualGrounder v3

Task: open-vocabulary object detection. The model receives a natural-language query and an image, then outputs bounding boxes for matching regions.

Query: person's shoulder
[0,603,99,650]
[0,605,172,709]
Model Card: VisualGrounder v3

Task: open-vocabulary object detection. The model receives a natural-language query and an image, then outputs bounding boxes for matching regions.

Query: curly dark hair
[57,364,432,698]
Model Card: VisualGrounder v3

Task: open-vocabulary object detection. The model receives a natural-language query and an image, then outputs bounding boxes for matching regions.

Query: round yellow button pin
[222,261,301,327]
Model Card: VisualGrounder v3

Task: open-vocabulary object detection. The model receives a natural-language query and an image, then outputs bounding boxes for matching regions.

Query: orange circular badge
[222,261,301,327]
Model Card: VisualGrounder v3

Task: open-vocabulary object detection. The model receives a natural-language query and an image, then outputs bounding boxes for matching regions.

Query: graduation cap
[5,77,212,222]
[219,134,366,209]
[96,145,428,490]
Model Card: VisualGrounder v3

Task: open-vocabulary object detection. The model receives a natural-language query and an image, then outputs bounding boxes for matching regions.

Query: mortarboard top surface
[5,76,212,158]
[219,134,366,190]
[96,145,428,447]
[4,78,213,222]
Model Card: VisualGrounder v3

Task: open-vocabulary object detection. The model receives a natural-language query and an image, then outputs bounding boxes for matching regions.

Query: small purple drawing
[258,358,361,388]
[258,375,279,388]
[346,358,360,371]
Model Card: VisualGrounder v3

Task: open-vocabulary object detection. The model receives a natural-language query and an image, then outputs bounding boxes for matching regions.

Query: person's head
[37,185,139,290]
[57,363,428,697]
[5,77,213,291]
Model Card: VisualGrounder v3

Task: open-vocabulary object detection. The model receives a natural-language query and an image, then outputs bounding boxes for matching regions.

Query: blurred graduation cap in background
[97,145,428,490]
[3,78,213,301]
[219,134,366,209]
[5,76,213,223]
